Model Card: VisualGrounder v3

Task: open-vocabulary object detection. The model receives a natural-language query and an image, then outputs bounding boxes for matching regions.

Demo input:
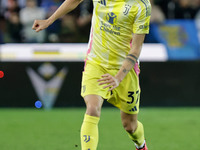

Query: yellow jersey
[86,0,151,69]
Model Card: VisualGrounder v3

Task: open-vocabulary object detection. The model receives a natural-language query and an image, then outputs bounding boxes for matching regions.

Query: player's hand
[32,19,50,32]
[97,73,120,91]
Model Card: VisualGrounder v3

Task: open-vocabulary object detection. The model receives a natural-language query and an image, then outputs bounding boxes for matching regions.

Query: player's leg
[121,111,147,149]
[81,95,104,150]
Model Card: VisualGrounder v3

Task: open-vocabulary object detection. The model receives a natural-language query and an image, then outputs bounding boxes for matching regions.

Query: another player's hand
[32,19,50,32]
[98,73,120,91]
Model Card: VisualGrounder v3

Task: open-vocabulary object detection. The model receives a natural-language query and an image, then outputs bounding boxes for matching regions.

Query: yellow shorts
[81,61,141,114]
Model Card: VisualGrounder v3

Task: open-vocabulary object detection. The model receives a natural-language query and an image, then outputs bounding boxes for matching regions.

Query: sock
[127,121,145,148]
[80,114,100,150]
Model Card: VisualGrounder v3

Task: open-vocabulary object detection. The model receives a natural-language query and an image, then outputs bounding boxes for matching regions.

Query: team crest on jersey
[123,4,131,15]
[106,12,117,24]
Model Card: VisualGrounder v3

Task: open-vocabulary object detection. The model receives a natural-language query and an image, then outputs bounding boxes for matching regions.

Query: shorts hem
[81,92,110,100]
[107,100,140,115]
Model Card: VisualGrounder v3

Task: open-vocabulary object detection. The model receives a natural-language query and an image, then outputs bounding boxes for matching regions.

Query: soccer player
[32,0,151,149]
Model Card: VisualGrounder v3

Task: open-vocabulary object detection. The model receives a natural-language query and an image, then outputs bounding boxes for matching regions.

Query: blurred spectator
[20,0,46,43]
[7,12,23,43]
[1,0,23,43]
[17,0,26,8]
[177,0,199,19]
[0,0,6,15]
[59,14,79,43]
[195,0,200,42]
[0,16,6,44]
[76,0,93,42]
[156,0,200,19]
[196,13,200,42]
[41,0,63,15]
[3,0,20,19]
[1,0,25,12]
[40,0,63,42]
[144,0,165,43]
[150,0,165,23]
[0,32,3,44]
[0,0,199,44]
[37,0,42,6]
[77,0,92,27]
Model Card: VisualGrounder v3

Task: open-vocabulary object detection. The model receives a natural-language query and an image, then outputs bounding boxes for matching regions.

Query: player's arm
[32,0,83,32]
[115,34,145,82]
[98,34,145,91]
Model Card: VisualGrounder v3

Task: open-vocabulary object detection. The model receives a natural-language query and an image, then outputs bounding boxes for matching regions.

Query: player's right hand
[98,73,120,91]
[32,19,50,32]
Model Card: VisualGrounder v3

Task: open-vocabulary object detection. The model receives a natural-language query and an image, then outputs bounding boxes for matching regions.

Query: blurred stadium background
[0,0,200,150]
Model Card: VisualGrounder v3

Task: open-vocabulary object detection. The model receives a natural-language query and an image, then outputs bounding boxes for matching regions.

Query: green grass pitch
[0,107,200,150]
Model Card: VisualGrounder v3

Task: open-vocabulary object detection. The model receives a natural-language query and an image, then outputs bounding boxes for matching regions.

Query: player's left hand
[97,73,120,91]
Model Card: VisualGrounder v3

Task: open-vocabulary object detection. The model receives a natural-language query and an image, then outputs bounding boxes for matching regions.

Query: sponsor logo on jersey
[139,24,149,29]
[99,12,121,35]
[100,21,121,35]
[106,12,117,24]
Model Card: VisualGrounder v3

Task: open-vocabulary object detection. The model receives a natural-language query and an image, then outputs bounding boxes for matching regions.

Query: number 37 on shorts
[126,90,140,113]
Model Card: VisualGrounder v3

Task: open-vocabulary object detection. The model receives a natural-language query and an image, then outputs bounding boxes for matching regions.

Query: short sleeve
[133,1,151,34]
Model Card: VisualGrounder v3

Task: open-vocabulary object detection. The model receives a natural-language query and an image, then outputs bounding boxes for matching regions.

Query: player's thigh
[84,95,104,108]
[84,95,104,117]
[81,61,111,99]
[110,68,140,114]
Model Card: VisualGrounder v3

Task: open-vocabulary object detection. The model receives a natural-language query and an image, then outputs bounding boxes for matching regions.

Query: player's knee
[123,124,135,133]
[86,105,101,117]
[123,121,137,133]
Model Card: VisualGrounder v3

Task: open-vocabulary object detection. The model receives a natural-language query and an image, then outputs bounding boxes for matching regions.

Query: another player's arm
[32,0,83,32]
[98,34,145,91]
